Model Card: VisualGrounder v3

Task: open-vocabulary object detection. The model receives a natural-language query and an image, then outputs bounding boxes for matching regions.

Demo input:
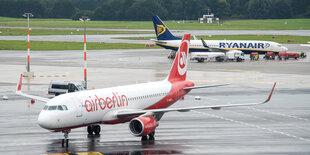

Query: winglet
[264,82,276,103]
[17,74,23,91]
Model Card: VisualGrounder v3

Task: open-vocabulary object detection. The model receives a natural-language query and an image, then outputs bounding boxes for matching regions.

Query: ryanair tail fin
[201,38,209,48]
[167,34,190,82]
[152,15,181,41]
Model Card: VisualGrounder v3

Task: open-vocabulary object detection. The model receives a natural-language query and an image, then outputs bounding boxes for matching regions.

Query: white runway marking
[245,107,309,121]
[193,110,310,142]
[224,109,310,132]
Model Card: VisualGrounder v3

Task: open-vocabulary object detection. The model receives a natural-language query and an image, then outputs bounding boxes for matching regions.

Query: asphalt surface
[0,47,310,154]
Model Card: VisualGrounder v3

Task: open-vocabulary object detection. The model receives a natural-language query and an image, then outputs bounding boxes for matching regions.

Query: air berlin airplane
[16,34,276,146]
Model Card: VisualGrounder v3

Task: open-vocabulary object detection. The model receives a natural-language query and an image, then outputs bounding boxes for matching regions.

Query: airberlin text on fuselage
[84,92,128,112]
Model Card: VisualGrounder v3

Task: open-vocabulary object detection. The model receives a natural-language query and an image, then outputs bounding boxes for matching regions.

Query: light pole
[23,13,33,73]
[79,16,90,89]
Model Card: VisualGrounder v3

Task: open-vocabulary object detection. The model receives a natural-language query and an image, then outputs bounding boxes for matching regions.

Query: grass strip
[0,28,151,36]
[0,40,159,50]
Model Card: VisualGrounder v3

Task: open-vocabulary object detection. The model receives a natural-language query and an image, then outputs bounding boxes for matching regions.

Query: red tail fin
[167,34,190,82]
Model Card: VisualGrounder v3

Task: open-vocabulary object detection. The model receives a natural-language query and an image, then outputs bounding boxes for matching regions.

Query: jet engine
[129,117,158,136]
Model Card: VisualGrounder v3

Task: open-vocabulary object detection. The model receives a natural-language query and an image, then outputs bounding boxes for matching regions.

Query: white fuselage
[157,40,288,54]
[38,80,172,131]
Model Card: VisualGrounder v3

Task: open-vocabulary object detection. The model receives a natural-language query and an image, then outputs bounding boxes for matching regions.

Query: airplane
[16,34,276,147]
[152,15,288,58]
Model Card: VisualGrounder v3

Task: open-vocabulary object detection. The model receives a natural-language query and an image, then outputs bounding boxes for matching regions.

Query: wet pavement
[0,48,310,154]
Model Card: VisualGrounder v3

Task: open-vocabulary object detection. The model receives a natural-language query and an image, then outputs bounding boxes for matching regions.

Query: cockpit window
[57,105,64,111]
[62,105,68,110]
[48,106,57,110]
[43,105,68,111]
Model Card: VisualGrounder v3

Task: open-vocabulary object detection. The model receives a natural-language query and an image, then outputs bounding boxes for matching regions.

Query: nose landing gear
[61,129,70,147]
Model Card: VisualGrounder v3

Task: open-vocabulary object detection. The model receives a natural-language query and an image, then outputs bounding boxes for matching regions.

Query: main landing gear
[61,129,70,147]
[141,131,155,141]
[87,125,101,135]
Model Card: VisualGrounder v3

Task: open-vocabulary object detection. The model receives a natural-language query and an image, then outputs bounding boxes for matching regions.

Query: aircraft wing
[16,74,50,103]
[201,38,229,52]
[116,82,276,118]
[183,84,229,90]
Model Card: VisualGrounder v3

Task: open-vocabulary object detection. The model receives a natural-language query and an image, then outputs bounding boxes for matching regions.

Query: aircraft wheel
[87,125,94,135]
[141,136,148,141]
[62,139,64,147]
[94,125,101,135]
[149,131,155,138]
[61,139,69,147]
[197,58,204,63]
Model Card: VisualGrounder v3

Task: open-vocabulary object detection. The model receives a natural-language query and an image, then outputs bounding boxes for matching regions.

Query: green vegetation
[0,40,159,50]
[1,17,310,30]
[118,35,310,44]
[1,0,309,20]
[0,28,151,36]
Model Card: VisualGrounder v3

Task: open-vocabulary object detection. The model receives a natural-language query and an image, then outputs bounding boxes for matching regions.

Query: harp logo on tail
[156,24,166,36]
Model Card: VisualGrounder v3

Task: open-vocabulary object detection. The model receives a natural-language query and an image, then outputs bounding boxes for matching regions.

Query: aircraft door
[75,98,83,117]
[76,103,83,117]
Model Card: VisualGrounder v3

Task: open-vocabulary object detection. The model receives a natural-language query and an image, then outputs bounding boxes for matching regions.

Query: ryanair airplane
[152,15,288,58]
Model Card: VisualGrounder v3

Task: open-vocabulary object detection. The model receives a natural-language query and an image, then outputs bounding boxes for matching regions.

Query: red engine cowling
[129,117,158,136]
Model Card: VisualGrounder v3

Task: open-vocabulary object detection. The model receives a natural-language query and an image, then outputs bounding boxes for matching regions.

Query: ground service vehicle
[278,52,289,60]
[48,81,85,96]
[287,53,299,59]
[190,50,244,62]
[190,52,225,62]
[264,52,275,60]
[250,52,259,60]
[226,50,244,62]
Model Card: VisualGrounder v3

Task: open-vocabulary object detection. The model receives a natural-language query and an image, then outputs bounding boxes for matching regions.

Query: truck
[278,52,299,60]
[190,50,244,62]
[225,50,244,62]
[264,52,276,60]
[48,81,85,96]
[190,52,225,62]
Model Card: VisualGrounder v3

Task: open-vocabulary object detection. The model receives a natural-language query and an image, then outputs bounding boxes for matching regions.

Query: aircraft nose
[38,111,52,129]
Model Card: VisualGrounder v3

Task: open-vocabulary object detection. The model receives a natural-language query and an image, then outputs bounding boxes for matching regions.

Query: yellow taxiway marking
[23,74,70,78]
[45,152,103,155]
[217,69,261,74]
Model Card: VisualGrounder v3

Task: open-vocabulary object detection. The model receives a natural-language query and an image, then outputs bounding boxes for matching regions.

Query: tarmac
[0,47,310,154]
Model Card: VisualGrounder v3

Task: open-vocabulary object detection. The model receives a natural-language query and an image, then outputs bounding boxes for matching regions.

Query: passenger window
[57,105,64,111]
[48,106,57,110]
